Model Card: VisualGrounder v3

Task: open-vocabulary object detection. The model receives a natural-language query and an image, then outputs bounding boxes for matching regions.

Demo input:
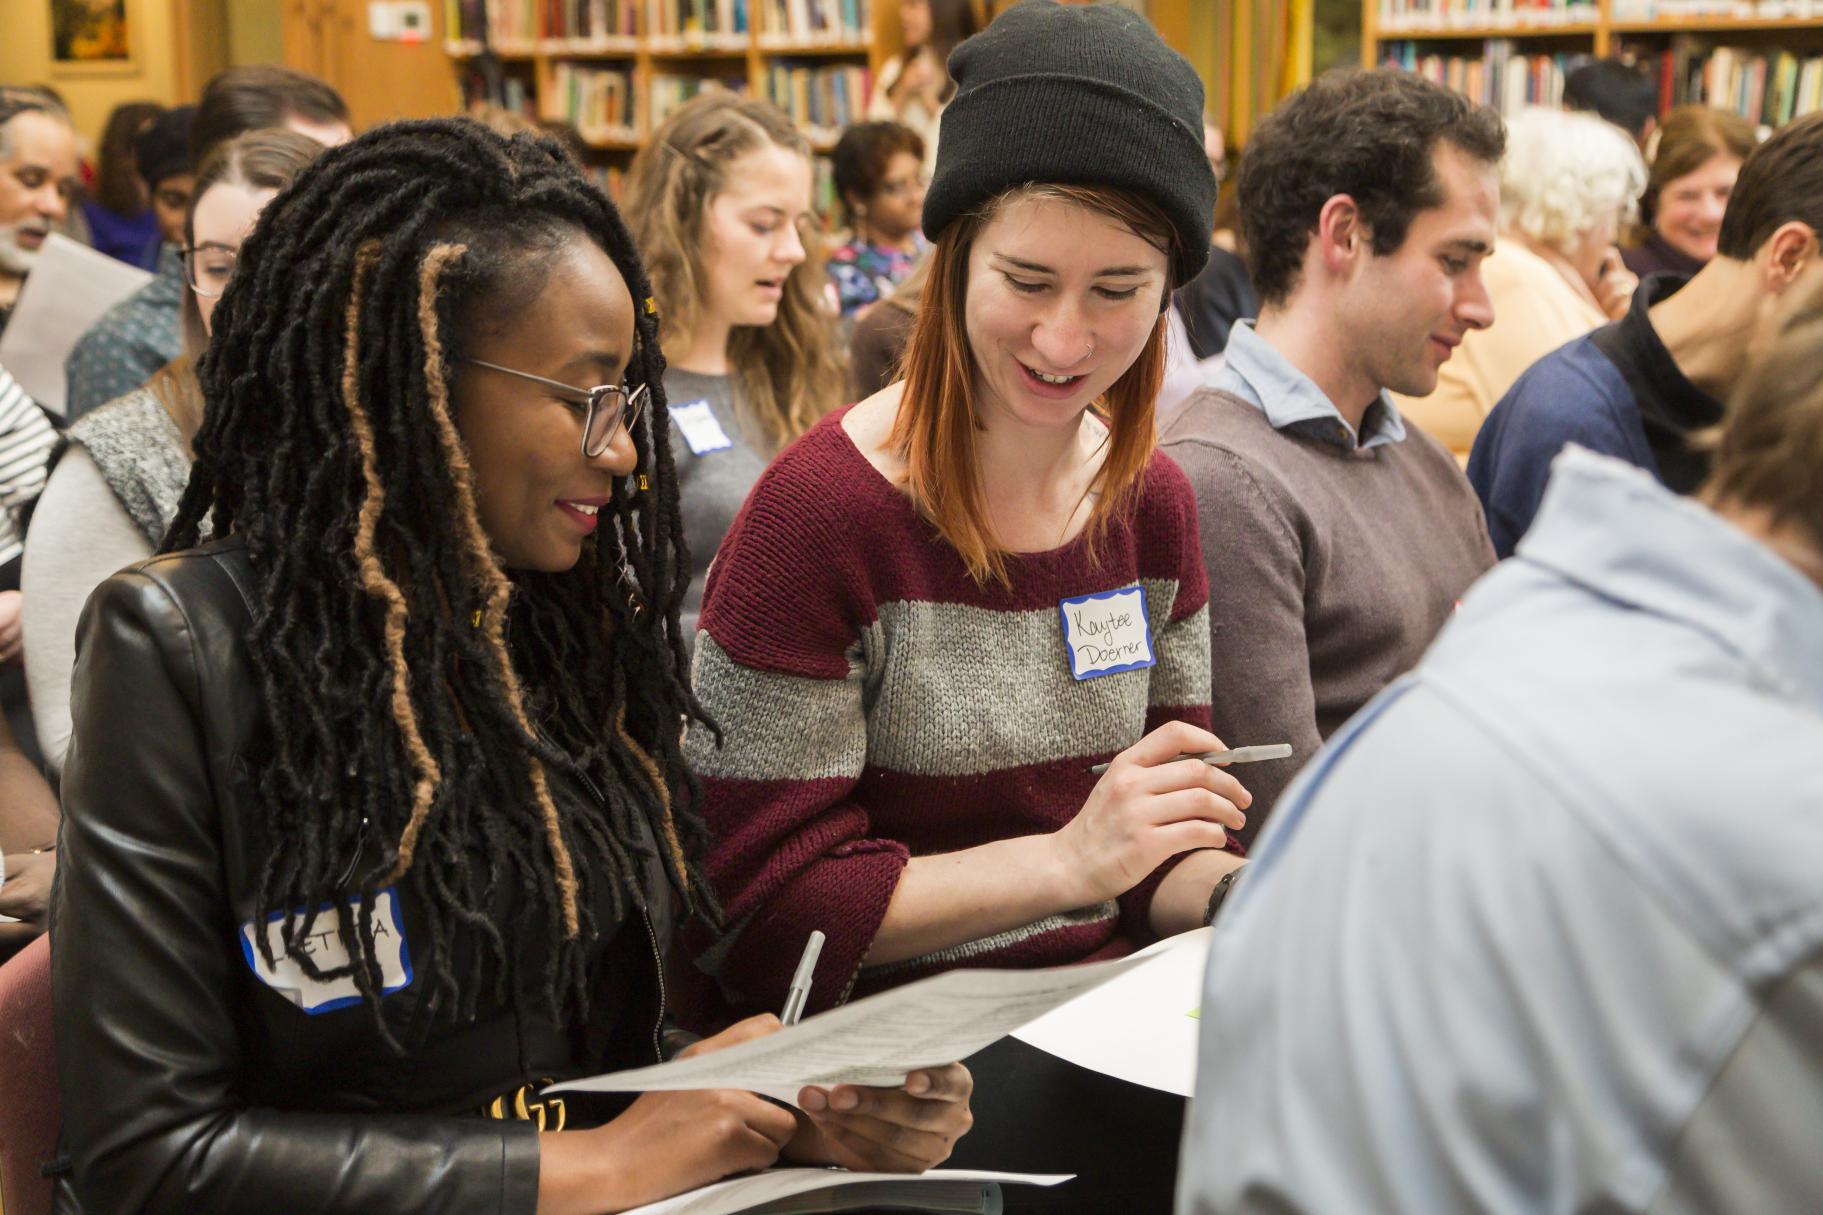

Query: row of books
[649,73,746,126]
[456,0,869,48]
[545,62,639,139]
[454,60,538,115]
[1377,0,1597,32]
[1381,39,1569,113]
[646,0,751,46]
[755,0,870,43]
[764,62,871,138]
[1622,39,1823,123]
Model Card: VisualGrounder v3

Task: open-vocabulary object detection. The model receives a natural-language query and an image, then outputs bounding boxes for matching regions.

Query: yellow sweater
[1397,239,1609,462]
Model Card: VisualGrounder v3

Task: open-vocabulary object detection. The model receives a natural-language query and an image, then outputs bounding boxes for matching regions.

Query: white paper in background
[546,950,1156,1103]
[0,233,153,417]
[1012,927,1213,1097]
[621,1168,1072,1215]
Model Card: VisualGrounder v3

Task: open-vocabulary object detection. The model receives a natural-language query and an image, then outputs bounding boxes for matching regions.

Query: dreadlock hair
[166,117,718,1045]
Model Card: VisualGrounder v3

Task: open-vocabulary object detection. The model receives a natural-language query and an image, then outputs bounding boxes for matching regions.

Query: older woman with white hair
[1401,105,1647,460]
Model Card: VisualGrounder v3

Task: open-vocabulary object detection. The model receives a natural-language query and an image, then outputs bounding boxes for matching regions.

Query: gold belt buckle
[484,1078,567,1132]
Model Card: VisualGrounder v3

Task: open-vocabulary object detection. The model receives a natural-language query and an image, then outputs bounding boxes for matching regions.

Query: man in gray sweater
[1160,70,1501,844]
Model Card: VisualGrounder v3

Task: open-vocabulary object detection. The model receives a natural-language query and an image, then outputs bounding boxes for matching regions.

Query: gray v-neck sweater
[1159,387,1496,842]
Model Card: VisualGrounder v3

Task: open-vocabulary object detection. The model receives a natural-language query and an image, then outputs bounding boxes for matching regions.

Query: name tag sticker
[1059,584,1157,680]
[672,399,734,456]
[240,887,412,1014]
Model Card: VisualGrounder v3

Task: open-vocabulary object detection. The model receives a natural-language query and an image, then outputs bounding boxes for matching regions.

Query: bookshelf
[1365,0,1823,125]
[445,0,891,202]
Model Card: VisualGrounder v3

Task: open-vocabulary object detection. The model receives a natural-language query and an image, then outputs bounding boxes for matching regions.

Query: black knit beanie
[922,0,1216,284]
[134,105,196,191]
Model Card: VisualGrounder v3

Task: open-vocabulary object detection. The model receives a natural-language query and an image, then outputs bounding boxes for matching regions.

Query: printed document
[547,951,1156,1100]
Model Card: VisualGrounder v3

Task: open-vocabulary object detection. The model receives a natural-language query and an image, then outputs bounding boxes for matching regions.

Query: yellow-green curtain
[1182,0,1313,144]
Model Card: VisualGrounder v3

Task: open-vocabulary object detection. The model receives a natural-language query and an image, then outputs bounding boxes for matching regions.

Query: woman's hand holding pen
[1049,720,1250,908]
[788,1064,975,1172]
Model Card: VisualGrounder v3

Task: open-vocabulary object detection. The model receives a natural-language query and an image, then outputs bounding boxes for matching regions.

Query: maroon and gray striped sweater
[678,407,1229,1026]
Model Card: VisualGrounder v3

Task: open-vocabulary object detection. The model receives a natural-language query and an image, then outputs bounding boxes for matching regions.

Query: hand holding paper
[546,949,1161,1102]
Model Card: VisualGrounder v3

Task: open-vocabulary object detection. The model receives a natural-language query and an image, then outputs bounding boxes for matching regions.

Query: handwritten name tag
[1059,585,1157,680]
[240,888,412,1014]
[672,399,734,456]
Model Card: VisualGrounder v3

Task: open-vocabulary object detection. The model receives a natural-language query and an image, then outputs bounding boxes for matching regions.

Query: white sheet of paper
[546,951,1155,1100]
[0,233,154,418]
[621,1168,1071,1215]
[1011,926,1212,1097]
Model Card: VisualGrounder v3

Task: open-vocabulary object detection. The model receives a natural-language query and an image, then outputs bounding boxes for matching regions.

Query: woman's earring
[616,550,647,621]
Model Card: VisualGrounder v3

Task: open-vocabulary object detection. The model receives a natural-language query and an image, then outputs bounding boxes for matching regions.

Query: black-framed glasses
[182,243,239,298]
[461,358,648,457]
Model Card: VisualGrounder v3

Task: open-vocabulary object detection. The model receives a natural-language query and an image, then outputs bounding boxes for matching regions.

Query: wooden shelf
[1609,13,1823,30]
[540,37,641,56]
[757,39,875,54]
[449,3,897,176]
[1376,20,1599,38]
[644,43,752,60]
[577,130,642,150]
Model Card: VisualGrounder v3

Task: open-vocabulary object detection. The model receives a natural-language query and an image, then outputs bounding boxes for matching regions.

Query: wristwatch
[1203,868,1243,926]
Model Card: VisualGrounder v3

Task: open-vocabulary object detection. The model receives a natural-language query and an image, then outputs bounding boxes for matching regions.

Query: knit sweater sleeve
[685,433,907,1018]
[1116,453,1233,939]
[1168,439,1320,846]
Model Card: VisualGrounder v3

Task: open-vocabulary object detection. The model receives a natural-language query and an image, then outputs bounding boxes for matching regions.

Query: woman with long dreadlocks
[47,118,971,1215]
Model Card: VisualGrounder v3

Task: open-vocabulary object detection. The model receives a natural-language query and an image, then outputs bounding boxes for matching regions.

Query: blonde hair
[624,92,845,451]
[1501,107,1647,256]
[890,183,1178,586]
[1704,272,1823,558]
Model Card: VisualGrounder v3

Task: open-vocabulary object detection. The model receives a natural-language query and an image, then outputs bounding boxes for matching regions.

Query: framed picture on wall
[50,0,133,69]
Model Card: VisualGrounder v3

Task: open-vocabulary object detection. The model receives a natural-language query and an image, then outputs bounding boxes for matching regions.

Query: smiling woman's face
[452,235,640,573]
[962,194,1169,432]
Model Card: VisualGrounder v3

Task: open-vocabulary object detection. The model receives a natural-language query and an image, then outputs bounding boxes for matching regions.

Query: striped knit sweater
[680,407,1227,1025]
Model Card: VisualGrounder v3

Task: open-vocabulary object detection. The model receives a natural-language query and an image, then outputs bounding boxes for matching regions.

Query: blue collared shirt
[1212,319,1408,451]
[1180,447,1823,1214]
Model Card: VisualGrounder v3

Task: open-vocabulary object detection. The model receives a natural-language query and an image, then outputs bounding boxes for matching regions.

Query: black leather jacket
[49,540,687,1215]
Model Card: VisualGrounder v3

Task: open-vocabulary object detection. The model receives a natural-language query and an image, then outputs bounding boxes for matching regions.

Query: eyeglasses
[182,243,239,298]
[876,175,927,199]
[461,358,648,457]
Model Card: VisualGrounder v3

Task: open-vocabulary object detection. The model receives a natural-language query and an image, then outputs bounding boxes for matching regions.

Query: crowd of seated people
[2,17,1820,1215]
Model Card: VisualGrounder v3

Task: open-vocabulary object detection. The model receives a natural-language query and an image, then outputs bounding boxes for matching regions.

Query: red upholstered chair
[0,934,59,1215]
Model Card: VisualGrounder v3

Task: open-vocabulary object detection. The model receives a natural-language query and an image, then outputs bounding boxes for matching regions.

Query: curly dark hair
[831,120,925,224]
[1238,69,1505,306]
[167,117,717,1042]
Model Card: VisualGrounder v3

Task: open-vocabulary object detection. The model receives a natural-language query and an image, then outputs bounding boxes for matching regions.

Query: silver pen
[780,930,826,1026]
[1089,742,1293,776]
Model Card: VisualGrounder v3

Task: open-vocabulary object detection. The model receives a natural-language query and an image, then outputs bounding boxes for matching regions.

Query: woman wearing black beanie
[684,3,1231,1210]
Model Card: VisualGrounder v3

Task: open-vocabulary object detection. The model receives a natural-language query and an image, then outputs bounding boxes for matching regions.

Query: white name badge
[240,888,413,1014]
[672,399,734,455]
[1059,585,1157,680]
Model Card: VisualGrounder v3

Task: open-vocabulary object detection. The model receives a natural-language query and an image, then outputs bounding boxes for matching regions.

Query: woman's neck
[671,313,735,376]
[857,217,919,255]
[975,394,1106,552]
[1516,231,1601,310]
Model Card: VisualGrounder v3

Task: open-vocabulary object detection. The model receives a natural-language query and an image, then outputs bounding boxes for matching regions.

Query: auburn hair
[889,183,1177,586]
